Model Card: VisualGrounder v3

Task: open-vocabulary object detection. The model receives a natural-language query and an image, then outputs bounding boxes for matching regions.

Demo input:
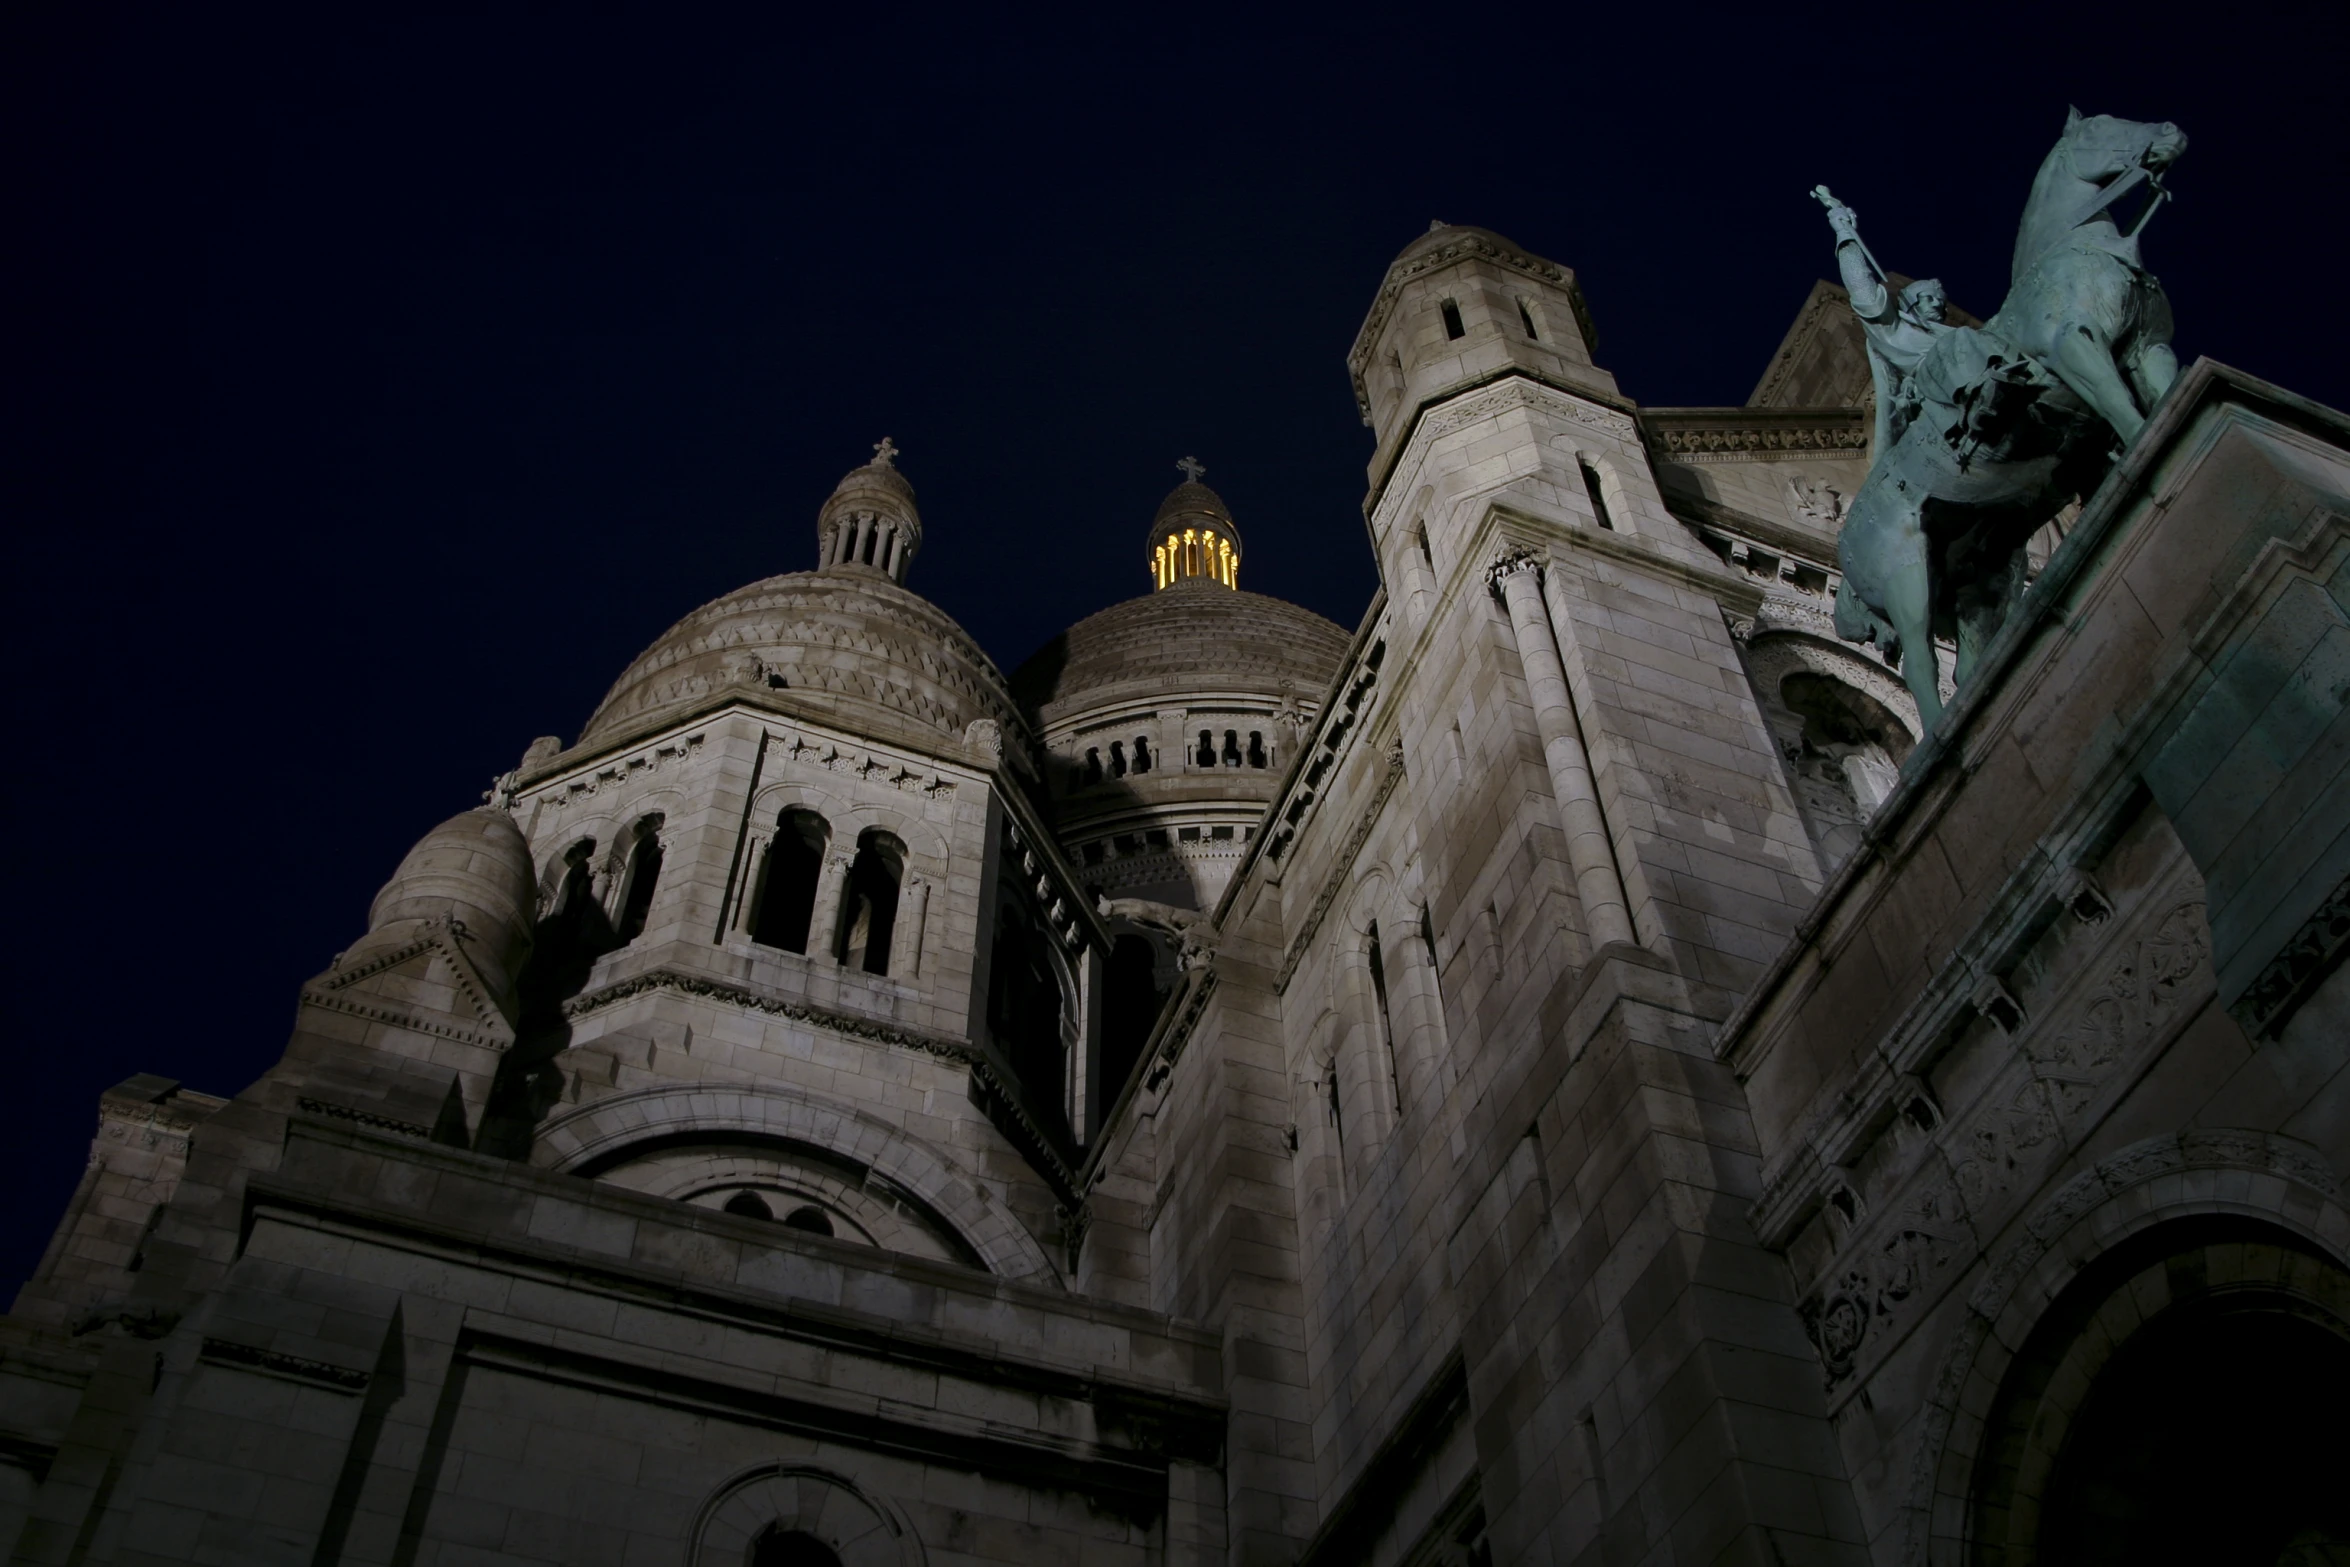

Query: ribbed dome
[1012,580,1350,727]
[580,570,1025,752]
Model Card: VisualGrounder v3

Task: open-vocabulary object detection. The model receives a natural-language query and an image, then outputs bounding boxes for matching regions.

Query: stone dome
[357,807,537,1000]
[1012,579,1350,728]
[579,569,1025,752]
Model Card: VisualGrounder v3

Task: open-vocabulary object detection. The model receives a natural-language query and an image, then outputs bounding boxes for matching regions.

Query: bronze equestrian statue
[1823,109,2187,730]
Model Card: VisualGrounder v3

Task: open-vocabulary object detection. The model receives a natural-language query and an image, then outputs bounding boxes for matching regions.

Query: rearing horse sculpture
[1831,110,2187,729]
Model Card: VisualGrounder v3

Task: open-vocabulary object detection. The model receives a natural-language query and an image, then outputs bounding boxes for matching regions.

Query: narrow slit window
[1517,299,1539,339]
[1440,298,1465,340]
[1368,923,1399,1102]
[1579,460,1616,531]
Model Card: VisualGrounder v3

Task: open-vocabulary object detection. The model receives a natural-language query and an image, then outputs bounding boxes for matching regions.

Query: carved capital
[1485,548,1542,595]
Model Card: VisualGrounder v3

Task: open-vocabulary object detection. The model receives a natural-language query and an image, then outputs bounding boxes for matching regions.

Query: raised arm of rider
[1836,234,1893,324]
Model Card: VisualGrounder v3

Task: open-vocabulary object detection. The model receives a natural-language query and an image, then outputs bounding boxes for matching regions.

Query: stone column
[1490,551,1636,951]
[893,875,929,977]
[806,852,853,962]
[733,832,771,933]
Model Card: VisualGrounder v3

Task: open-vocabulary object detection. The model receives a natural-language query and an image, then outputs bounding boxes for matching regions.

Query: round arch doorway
[1970,1220,2350,1564]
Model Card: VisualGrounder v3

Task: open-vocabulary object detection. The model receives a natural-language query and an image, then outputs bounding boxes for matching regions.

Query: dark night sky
[5,4,2344,1291]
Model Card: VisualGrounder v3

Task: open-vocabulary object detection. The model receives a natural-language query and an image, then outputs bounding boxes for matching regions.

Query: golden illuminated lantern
[1147,456,1244,590]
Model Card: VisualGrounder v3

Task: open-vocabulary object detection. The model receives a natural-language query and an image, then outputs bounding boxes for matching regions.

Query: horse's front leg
[1880,526,1943,731]
[2052,322,2147,443]
[2126,338,2179,415]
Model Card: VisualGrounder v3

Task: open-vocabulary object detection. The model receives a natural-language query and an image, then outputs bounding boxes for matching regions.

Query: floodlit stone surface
[3,229,2342,1567]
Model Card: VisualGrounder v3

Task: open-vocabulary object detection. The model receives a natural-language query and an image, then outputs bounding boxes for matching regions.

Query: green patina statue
[1823,109,2187,730]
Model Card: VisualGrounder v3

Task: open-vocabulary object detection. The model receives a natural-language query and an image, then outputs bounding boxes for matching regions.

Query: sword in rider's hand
[1811,185,1889,285]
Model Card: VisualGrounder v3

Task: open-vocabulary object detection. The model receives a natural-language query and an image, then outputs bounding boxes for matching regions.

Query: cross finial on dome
[871,436,899,468]
[1176,455,1206,483]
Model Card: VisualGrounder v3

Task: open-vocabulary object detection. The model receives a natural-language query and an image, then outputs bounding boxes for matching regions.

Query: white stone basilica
[4,223,2345,1567]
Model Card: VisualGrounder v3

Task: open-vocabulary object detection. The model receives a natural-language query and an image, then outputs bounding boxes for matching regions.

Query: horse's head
[2059,106,2188,182]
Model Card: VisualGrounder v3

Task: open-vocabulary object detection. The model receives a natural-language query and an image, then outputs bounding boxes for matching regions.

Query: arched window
[1440,298,1465,340]
[1247,731,1267,768]
[612,813,665,945]
[833,828,907,975]
[1082,747,1103,786]
[750,1527,843,1567]
[724,1190,773,1220]
[1196,729,1215,767]
[782,1205,834,1237]
[752,809,829,953]
[1109,741,1127,778]
[1132,736,1152,773]
[1221,730,1241,767]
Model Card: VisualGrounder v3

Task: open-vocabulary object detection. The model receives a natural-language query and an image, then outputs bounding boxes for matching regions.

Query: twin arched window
[749,809,914,977]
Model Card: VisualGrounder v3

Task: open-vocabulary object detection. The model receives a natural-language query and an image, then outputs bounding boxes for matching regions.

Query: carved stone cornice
[1641,406,1868,464]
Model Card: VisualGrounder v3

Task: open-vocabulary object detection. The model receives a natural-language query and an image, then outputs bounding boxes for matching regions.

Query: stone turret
[349,806,537,1008]
[816,436,923,583]
[1347,223,1619,482]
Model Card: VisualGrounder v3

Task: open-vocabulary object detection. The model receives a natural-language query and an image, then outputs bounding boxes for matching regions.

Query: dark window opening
[1101,934,1166,1113]
[1109,741,1127,778]
[1082,748,1103,785]
[1132,736,1152,772]
[1578,460,1615,531]
[752,809,829,954]
[1415,522,1433,570]
[987,901,1068,1139]
[1210,825,1234,842]
[782,1205,834,1236]
[1440,298,1465,340]
[833,828,907,975]
[862,524,880,566]
[1082,841,1105,865]
[1221,729,1242,767]
[1247,731,1267,768]
[1145,829,1170,850]
[1368,923,1398,1101]
[723,1190,773,1220]
[1114,833,1138,855]
[1196,729,1216,766]
[1325,1065,1343,1147]
[1517,299,1539,339]
[1178,826,1201,842]
[613,814,666,945]
[751,1527,844,1567]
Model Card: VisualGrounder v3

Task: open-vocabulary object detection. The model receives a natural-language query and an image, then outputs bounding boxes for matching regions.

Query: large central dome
[1011,579,1349,728]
